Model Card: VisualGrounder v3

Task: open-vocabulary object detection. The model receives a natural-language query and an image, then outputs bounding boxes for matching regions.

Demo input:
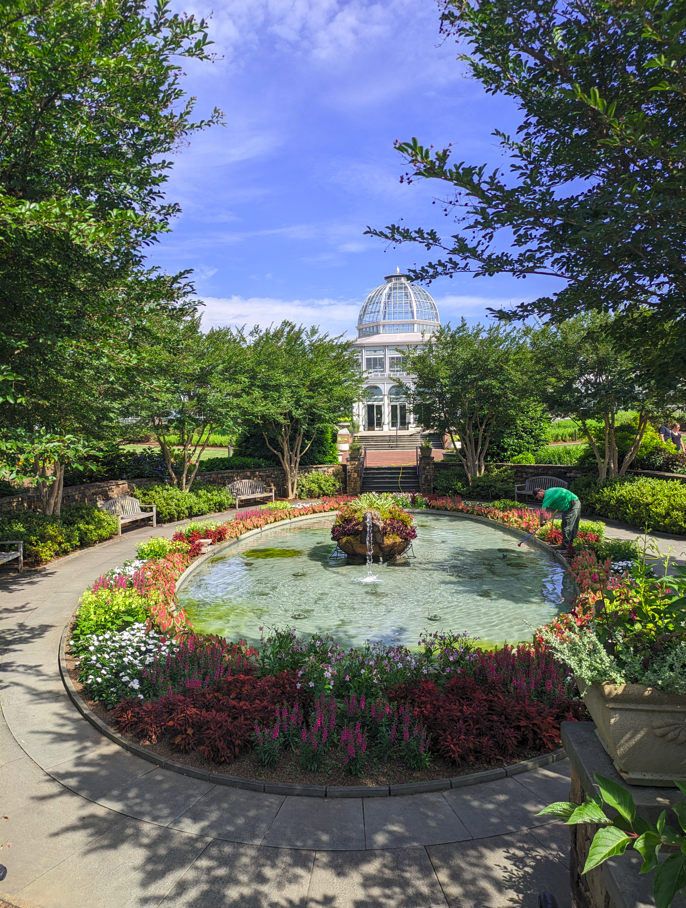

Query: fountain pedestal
[337,511,410,564]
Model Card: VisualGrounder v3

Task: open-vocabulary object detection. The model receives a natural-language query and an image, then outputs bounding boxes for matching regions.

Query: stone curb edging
[59,621,567,799]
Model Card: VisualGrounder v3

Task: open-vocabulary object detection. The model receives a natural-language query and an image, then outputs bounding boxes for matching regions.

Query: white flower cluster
[611,559,634,574]
[71,623,177,707]
[113,559,148,580]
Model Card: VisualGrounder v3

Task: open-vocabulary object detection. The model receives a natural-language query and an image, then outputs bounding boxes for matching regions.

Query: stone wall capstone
[0,463,345,515]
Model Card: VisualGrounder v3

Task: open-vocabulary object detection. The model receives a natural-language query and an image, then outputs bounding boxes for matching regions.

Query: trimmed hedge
[297,470,342,499]
[571,475,686,535]
[0,505,119,564]
[133,484,236,523]
[433,465,515,501]
[196,455,270,472]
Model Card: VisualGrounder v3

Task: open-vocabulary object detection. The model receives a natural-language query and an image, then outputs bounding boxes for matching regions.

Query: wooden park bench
[226,479,275,509]
[0,540,23,572]
[98,496,156,535]
[514,475,569,503]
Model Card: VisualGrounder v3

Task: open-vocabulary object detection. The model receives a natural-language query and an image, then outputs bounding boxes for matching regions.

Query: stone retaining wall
[0,463,344,514]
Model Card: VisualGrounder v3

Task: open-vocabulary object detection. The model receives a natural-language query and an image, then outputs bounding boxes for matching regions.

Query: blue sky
[153,0,560,337]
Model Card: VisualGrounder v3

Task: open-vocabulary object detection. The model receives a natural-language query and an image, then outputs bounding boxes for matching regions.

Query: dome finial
[396,267,400,273]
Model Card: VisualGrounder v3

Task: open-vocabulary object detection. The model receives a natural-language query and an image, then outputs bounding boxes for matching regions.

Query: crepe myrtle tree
[403,319,537,483]
[243,323,364,499]
[0,431,95,515]
[532,313,685,481]
[0,0,221,410]
[367,0,686,372]
[132,316,248,492]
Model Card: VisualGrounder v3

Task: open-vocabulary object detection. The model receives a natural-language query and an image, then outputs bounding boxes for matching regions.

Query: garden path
[0,508,574,908]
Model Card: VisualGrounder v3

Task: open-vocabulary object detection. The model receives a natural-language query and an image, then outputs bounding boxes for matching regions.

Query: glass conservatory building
[353,270,441,431]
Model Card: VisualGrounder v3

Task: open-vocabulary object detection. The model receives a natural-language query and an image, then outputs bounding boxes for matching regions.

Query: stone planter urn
[581,680,686,786]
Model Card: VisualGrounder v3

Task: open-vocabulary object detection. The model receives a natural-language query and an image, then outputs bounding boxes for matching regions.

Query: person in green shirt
[534,486,581,553]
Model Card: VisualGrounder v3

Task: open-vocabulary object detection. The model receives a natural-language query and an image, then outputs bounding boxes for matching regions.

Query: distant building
[352,270,441,432]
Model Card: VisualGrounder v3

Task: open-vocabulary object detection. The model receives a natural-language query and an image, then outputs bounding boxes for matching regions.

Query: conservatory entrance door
[390,403,407,429]
[366,403,383,429]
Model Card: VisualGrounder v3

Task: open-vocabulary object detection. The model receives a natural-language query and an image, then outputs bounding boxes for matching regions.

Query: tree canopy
[368,0,686,368]
[404,320,537,482]
[241,323,364,498]
[0,0,220,409]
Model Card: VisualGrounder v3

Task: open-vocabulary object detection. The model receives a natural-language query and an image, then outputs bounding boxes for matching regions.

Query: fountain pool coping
[59,508,573,799]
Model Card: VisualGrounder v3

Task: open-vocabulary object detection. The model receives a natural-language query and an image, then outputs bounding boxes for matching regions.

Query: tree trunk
[263,427,315,500]
[53,463,65,516]
[619,412,650,476]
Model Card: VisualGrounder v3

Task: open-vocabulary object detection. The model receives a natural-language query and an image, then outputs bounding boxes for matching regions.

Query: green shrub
[297,470,342,499]
[548,420,579,444]
[0,480,16,497]
[433,465,515,500]
[262,501,291,511]
[133,484,236,523]
[534,444,587,465]
[490,499,524,510]
[572,475,686,534]
[72,588,151,647]
[485,402,551,461]
[0,504,119,564]
[235,424,339,465]
[135,536,188,560]
[511,452,535,464]
[60,504,119,547]
[197,455,270,472]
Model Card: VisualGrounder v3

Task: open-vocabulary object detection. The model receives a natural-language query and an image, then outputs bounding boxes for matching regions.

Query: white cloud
[199,294,360,335]
[197,290,527,336]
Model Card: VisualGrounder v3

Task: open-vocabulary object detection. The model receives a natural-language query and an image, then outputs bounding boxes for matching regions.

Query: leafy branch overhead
[367,0,686,360]
[540,773,686,908]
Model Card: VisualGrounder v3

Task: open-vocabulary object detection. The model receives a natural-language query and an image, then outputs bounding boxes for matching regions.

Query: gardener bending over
[534,487,581,555]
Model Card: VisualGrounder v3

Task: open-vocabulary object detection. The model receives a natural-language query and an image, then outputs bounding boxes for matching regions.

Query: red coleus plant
[113,670,304,763]
[387,674,585,767]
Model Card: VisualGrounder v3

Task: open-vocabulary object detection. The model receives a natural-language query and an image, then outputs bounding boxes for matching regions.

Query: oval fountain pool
[177,512,575,648]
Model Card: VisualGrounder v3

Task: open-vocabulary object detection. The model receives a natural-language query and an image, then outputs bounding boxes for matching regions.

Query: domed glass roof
[357,271,440,337]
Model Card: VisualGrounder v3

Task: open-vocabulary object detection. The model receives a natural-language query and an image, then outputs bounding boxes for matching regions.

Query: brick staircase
[361,465,421,493]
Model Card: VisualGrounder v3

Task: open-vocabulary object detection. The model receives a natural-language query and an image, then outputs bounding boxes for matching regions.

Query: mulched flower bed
[65,494,594,788]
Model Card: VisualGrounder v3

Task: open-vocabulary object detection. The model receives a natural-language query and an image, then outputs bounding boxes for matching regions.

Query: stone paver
[18,817,210,908]
[363,792,471,849]
[97,769,213,826]
[0,509,578,907]
[170,785,285,844]
[428,830,572,908]
[442,777,550,839]
[262,796,366,851]
[159,840,314,908]
[308,846,449,908]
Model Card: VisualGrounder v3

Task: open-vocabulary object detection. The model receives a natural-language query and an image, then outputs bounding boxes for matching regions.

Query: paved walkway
[0,513,575,908]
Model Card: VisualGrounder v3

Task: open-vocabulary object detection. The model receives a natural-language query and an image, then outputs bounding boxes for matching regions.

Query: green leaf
[594,773,636,822]
[583,826,632,873]
[674,782,686,799]
[673,802,686,834]
[568,799,613,826]
[635,831,662,874]
[537,801,577,820]
[654,853,686,908]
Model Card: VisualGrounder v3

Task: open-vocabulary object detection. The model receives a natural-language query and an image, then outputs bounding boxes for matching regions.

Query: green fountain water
[178,512,574,648]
